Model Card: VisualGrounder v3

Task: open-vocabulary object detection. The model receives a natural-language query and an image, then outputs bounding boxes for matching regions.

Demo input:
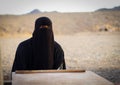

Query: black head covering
[32,17,54,69]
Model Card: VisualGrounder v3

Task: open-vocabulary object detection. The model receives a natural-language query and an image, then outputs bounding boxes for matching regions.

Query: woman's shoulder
[54,41,61,48]
[17,38,33,50]
[54,41,64,52]
[19,38,32,46]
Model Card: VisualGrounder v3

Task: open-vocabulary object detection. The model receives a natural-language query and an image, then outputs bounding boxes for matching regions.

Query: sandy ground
[0,32,120,84]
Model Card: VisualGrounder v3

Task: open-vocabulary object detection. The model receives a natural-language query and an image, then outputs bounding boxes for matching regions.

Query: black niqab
[32,17,54,69]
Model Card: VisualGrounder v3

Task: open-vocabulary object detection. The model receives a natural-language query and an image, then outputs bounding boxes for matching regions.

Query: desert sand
[0,32,120,84]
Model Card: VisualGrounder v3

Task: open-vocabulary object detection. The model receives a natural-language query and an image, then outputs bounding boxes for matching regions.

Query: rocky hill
[0,11,120,36]
[27,9,42,14]
[96,6,120,11]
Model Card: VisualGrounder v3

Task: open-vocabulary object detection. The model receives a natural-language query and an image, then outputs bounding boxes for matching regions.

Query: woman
[12,17,66,72]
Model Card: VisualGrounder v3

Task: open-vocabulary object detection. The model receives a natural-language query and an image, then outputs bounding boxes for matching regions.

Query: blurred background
[0,0,120,85]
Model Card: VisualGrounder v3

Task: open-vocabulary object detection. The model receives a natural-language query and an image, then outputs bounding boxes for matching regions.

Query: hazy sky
[0,0,120,14]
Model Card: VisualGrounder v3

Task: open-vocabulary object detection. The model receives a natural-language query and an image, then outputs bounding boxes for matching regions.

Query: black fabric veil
[32,17,54,69]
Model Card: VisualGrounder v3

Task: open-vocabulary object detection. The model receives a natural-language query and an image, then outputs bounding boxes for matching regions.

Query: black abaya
[12,17,66,72]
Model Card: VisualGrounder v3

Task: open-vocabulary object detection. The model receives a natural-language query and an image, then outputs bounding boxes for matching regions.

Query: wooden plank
[16,70,85,74]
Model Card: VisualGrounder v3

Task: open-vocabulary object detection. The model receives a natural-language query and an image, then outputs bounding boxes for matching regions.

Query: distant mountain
[96,6,120,11]
[27,9,59,14]
[28,9,41,14]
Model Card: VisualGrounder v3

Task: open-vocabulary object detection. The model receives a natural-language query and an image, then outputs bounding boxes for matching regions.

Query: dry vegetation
[0,11,120,84]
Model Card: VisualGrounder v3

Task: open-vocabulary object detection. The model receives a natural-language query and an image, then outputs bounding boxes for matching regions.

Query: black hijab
[32,17,54,70]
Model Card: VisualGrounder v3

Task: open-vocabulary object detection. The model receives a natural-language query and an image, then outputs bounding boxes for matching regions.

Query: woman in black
[12,17,66,72]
